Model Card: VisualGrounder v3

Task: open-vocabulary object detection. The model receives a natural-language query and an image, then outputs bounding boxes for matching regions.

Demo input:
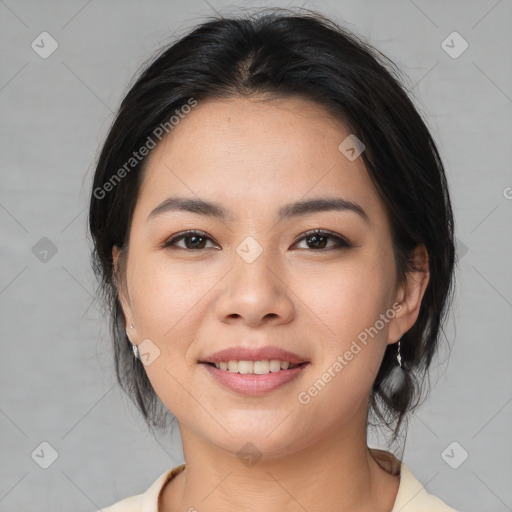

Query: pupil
[308,234,326,249]
[186,235,205,249]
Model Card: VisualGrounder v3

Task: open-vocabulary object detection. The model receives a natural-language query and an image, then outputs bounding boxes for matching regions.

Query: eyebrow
[147,195,370,224]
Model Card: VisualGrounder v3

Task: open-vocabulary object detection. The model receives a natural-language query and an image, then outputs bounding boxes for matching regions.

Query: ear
[112,245,135,330]
[387,244,430,344]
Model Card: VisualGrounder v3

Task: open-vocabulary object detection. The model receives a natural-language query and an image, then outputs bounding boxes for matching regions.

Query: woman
[89,8,458,511]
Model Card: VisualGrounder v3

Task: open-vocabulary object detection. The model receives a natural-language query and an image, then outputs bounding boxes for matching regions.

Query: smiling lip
[202,362,309,395]
[198,346,308,365]
[199,346,310,395]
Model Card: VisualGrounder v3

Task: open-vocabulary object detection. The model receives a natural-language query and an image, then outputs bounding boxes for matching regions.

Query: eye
[292,229,353,250]
[161,229,353,251]
[161,230,220,250]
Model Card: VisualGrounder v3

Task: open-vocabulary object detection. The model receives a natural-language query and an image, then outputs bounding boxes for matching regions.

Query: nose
[214,246,295,328]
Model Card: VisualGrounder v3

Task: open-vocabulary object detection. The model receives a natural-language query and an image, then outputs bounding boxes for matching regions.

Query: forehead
[136,96,388,226]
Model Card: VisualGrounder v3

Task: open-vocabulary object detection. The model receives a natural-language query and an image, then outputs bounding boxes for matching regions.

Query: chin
[203,419,310,460]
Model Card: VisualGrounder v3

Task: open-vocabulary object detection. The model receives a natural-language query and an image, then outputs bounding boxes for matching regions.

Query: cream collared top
[99,449,458,512]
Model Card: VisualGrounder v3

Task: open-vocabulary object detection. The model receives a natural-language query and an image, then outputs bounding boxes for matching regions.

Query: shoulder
[393,463,459,512]
[99,464,186,512]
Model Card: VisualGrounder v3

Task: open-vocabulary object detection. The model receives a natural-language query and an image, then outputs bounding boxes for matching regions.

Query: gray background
[1,0,511,510]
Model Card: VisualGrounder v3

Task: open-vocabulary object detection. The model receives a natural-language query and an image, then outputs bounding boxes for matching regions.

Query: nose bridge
[232,236,281,302]
[234,239,277,292]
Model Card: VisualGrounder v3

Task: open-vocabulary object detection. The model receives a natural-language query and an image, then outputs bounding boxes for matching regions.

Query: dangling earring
[126,324,139,359]
[382,337,408,399]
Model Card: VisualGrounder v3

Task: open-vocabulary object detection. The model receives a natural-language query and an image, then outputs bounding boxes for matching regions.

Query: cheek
[129,254,213,339]
[291,256,392,407]
[294,286,389,431]
[294,254,392,345]
[127,257,213,413]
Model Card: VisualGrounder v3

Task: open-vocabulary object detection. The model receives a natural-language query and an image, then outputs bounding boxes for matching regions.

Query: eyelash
[161,229,353,251]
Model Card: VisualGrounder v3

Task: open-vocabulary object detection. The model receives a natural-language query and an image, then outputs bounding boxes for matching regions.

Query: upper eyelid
[293,230,353,248]
[162,230,218,248]
[296,229,348,241]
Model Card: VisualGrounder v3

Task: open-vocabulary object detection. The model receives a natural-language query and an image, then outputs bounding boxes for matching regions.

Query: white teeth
[212,359,299,374]
[253,360,268,374]
[238,360,254,374]
[269,359,282,372]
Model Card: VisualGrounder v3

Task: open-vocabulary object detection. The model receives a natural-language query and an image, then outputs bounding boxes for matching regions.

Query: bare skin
[112,95,429,512]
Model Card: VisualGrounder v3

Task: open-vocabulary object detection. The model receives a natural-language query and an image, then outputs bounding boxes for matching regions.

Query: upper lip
[199,346,309,365]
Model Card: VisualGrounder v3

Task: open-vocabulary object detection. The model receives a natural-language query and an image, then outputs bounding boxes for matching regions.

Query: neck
[160,420,400,512]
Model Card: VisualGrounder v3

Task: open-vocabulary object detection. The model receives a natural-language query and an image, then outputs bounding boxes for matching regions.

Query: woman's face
[113,96,424,458]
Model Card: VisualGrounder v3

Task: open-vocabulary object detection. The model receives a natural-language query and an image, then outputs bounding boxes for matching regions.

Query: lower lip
[201,363,309,395]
